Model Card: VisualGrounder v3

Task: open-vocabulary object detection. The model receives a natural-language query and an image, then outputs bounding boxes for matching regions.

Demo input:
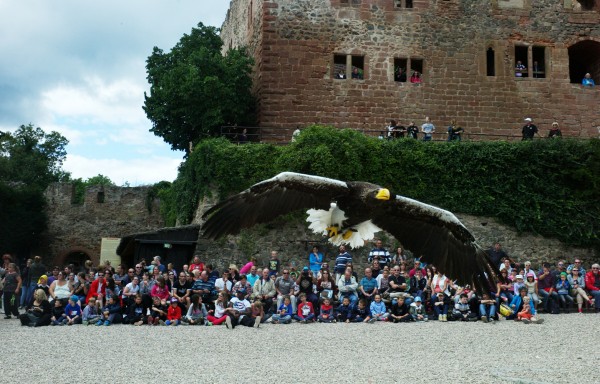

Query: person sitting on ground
[409,296,428,322]
[537,264,559,313]
[294,293,315,323]
[296,267,318,310]
[496,269,514,304]
[369,294,389,322]
[336,296,353,323]
[582,72,595,87]
[555,272,574,313]
[432,292,450,322]
[271,295,293,325]
[225,288,259,329]
[479,292,496,323]
[518,296,533,322]
[50,298,66,326]
[82,297,101,325]
[388,265,409,304]
[390,296,411,322]
[49,271,73,304]
[318,298,335,323]
[171,272,191,309]
[376,267,390,298]
[63,295,82,325]
[125,294,147,325]
[97,295,122,326]
[568,267,592,313]
[206,292,229,326]
[183,294,208,325]
[452,294,476,321]
[148,296,168,326]
[165,297,182,326]
[351,299,371,323]
[409,268,427,302]
[317,269,337,302]
[20,289,51,327]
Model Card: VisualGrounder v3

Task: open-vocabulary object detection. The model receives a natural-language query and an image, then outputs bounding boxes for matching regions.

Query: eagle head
[374,188,390,201]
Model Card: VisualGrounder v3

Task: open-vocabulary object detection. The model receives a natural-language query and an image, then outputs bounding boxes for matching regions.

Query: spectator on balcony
[410,71,422,84]
[395,67,407,82]
[515,61,526,77]
[521,118,539,140]
[582,73,595,87]
[548,122,562,138]
[351,67,363,80]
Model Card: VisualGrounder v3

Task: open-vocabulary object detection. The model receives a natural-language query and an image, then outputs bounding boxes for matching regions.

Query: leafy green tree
[70,174,115,205]
[143,22,256,152]
[0,123,69,188]
[0,124,69,256]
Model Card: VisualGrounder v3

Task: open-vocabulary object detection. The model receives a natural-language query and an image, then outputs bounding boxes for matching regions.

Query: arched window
[486,47,495,76]
[568,40,600,84]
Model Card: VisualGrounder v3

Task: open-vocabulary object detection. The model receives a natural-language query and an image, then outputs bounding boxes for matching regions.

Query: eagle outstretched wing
[371,194,498,290]
[201,172,350,239]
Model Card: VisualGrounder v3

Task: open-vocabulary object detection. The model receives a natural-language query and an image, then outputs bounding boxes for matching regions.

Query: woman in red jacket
[85,272,106,305]
[585,264,600,312]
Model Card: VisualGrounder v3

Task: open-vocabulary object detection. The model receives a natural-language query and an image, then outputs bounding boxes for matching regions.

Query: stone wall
[221,0,600,141]
[41,184,164,266]
[192,202,597,275]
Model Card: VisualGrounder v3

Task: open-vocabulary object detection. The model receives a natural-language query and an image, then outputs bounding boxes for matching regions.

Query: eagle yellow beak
[375,188,390,201]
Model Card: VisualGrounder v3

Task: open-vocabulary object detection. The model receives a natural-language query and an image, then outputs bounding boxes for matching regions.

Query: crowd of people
[2,242,599,328]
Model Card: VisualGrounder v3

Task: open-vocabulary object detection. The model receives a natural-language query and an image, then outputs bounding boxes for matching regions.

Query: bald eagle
[201,172,498,290]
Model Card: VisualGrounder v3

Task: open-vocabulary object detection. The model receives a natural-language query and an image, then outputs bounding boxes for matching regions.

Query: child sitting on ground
[318,298,334,323]
[148,296,168,326]
[50,299,66,326]
[555,272,574,313]
[82,297,101,325]
[479,292,496,323]
[207,292,229,326]
[390,296,411,322]
[409,296,428,322]
[272,295,293,324]
[183,294,208,325]
[336,296,353,323]
[97,295,122,326]
[432,292,450,322]
[126,294,147,325]
[452,294,476,321]
[369,294,388,323]
[63,295,82,325]
[294,293,315,323]
[518,296,544,324]
[165,297,182,326]
[352,299,371,323]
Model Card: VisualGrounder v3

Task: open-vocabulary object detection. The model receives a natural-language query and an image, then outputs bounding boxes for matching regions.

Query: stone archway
[55,247,96,270]
[568,39,600,84]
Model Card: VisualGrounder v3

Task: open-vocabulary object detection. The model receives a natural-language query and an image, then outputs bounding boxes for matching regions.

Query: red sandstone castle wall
[221,0,600,141]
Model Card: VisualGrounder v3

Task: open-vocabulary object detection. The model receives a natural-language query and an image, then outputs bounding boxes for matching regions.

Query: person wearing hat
[409,296,428,322]
[555,272,574,313]
[63,295,82,325]
[165,297,182,326]
[225,288,260,329]
[521,118,539,140]
[297,266,319,311]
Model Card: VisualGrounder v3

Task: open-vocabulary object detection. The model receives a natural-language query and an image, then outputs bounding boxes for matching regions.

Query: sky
[0,0,231,185]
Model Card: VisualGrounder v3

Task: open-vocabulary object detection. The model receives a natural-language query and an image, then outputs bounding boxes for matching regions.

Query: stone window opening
[514,45,528,78]
[572,0,599,11]
[394,0,413,8]
[568,40,600,84]
[410,58,424,81]
[340,0,361,6]
[394,58,408,82]
[532,46,546,78]
[97,191,105,203]
[332,54,366,80]
[486,47,496,76]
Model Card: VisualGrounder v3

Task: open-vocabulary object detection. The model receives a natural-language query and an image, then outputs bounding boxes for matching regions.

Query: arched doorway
[568,40,600,84]
[56,248,94,271]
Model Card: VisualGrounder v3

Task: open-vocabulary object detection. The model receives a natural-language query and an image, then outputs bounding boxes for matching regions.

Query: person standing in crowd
[2,263,22,319]
[308,246,323,277]
[406,121,418,139]
[368,240,390,269]
[487,242,507,267]
[334,245,352,283]
[27,256,46,306]
[447,119,464,141]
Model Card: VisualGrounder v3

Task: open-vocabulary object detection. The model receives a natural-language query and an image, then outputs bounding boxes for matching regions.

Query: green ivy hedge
[165,126,600,249]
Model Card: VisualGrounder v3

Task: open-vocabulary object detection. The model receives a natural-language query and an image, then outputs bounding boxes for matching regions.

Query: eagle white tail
[329,220,382,249]
[306,203,346,235]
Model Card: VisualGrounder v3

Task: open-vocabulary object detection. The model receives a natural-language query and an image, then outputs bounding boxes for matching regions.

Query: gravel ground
[1,313,599,383]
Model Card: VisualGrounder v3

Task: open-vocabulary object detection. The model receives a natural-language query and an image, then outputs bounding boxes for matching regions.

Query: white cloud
[64,154,182,185]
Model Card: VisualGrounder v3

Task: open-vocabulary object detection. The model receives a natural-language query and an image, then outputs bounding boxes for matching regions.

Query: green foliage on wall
[163,126,600,249]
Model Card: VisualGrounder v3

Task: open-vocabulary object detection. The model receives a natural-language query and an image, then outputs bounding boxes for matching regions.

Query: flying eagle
[201,172,498,290]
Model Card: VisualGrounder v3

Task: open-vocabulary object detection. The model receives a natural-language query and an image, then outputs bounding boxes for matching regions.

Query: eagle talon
[342,228,357,240]
[326,226,339,238]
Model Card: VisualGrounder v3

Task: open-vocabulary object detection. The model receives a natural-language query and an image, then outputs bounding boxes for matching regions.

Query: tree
[0,124,69,257]
[0,123,69,188]
[143,22,256,152]
[70,174,115,205]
